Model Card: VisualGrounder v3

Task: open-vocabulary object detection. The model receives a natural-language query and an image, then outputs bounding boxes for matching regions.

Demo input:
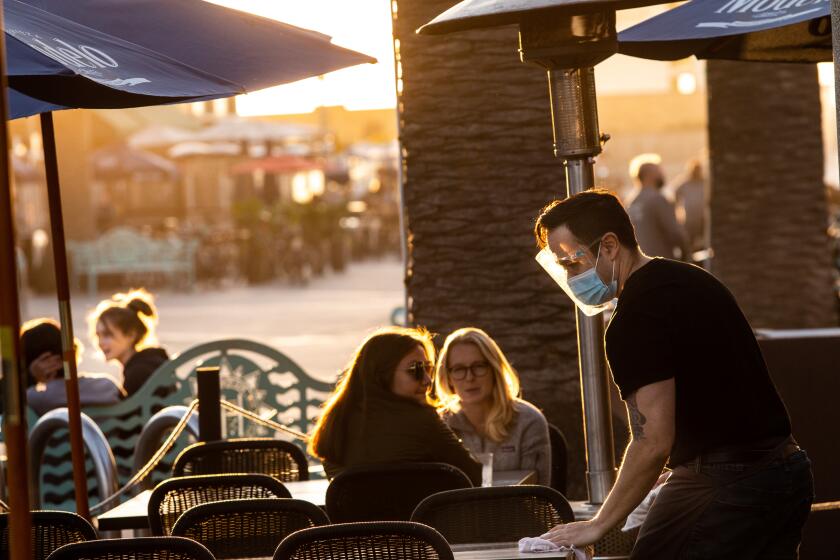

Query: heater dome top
[418,0,673,35]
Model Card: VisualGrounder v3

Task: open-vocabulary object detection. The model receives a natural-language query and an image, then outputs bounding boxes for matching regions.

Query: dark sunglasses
[407,361,434,381]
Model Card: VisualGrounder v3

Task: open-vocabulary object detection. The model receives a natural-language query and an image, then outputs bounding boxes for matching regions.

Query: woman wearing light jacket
[436,327,551,486]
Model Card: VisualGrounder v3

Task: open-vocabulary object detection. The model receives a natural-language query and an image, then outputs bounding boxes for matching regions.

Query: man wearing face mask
[627,160,691,261]
[533,190,812,559]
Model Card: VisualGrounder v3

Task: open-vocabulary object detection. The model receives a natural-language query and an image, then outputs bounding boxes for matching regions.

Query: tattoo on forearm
[627,393,647,439]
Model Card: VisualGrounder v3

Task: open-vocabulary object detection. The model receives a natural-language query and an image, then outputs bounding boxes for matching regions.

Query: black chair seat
[411,485,574,544]
[548,423,568,496]
[173,438,309,482]
[273,521,454,560]
[45,537,214,560]
[1,510,96,560]
[148,473,291,535]
[172,498,329,559]
[326,462,472,523]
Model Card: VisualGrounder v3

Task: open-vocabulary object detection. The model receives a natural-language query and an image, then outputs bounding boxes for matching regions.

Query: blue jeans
[631,450,814,559]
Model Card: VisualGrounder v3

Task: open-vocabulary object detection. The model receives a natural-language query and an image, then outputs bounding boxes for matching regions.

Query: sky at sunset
[207,0,395,116]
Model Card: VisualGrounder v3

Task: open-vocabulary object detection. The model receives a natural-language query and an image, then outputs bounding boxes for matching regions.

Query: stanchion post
[196,366,222,442]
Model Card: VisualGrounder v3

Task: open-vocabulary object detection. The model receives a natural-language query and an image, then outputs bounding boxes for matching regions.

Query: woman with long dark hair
[309,326,481,484]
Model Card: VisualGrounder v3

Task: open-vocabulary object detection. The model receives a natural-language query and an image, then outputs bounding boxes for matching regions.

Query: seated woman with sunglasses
[436,327,551,485]
[308,326,482,484]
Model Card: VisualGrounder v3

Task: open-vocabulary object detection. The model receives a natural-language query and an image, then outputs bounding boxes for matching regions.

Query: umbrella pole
[39,112,90,520]
[0,1,34,557]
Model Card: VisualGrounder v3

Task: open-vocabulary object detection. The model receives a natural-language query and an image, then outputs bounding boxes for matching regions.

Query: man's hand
[541,520,607,548]
[30,352,62,383]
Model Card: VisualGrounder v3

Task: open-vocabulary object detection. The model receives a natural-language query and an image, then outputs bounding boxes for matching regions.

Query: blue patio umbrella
[4,0,374,117]
[618,0,831,63]
[0,0,375,536]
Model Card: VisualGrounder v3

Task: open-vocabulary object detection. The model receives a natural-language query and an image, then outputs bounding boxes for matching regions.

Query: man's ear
[601,232,620,259]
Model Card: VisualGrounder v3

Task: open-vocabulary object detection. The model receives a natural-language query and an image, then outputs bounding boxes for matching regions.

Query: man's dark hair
[534,189,639,250]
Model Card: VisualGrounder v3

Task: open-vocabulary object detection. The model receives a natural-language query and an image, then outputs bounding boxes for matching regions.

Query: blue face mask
[567,246,616,306]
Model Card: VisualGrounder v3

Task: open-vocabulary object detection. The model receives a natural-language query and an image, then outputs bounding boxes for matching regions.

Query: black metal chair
[0,510,96,560]
[411,485,574,545]
[46,537,215,560]
[148,473,291,536]
[548,423,569,496]
[172,438,309,482]
[273,521,454,560]
[593,525,637,559]
[326,462,472,523]
[171,498,329,559]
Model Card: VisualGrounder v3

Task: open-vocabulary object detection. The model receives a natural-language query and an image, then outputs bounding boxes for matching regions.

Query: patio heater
[419,0,670,507]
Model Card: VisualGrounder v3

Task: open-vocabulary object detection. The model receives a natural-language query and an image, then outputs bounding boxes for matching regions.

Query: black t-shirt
[605,258,791,467]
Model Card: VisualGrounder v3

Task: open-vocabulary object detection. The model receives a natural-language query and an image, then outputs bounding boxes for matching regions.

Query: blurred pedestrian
[674,159,707,253]
[627,155,691,261]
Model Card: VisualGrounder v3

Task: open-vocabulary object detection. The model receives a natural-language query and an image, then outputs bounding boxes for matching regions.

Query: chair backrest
[46,537,215,560]
[326,462,472,523]
[547,423,568,495]
[172,498,329,559]
[148,473,291,536]
[411,485,574,545]
[273,521,454,560]
[173,438,309,481]
[0,511,96,560]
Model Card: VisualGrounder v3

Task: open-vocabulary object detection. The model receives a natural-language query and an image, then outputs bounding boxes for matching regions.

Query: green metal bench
[67,227,198,295]
[34,339,333,511]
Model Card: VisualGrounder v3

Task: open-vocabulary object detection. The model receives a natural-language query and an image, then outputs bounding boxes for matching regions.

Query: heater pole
[546,64,617,505]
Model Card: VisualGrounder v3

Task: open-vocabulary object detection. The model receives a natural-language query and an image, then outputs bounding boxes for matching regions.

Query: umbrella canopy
[418,0,674,34]
[618,0,831,63]
[4,0,375,118]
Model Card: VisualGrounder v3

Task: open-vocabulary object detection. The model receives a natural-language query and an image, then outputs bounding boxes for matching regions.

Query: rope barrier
[220,400,309,441]
[88,399,309,515]
[90,399,198,515]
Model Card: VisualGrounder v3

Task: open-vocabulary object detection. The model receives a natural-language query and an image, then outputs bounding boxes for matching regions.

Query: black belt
[685,436,799,467]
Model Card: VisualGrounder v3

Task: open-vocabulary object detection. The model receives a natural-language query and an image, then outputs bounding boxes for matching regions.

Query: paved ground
[24,257,405,385]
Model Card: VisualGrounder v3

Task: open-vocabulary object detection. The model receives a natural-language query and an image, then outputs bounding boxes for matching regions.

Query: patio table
[95,470,536,532]
[451,543,573,559]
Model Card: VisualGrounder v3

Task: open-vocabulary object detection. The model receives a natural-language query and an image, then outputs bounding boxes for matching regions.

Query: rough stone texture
[392,0,592,499]
[707,61,838,329]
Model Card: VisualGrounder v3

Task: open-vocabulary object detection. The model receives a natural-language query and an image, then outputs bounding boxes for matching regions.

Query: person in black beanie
[21,318,123,415]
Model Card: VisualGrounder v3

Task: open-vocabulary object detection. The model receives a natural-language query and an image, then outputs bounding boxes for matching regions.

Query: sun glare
[206,0,396,116]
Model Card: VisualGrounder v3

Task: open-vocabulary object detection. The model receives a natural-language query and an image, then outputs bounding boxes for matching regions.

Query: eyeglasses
[407,361,434,381]
[554,239,603,270]
[448,361,491,381]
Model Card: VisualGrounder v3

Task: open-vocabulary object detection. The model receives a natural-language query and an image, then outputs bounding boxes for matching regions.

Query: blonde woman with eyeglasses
[435,327,551,485]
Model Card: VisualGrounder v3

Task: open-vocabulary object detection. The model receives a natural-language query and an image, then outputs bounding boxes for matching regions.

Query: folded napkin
[518,537,592,559]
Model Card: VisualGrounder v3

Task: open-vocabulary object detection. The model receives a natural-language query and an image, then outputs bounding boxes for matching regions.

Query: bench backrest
[34,339,332,511]
[68,227,197,269]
